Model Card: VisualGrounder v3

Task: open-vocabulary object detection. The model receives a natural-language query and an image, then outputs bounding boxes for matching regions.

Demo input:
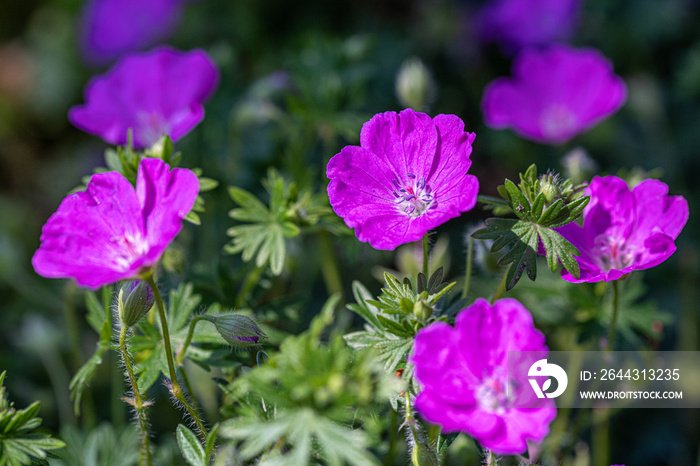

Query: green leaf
[204,423,219,460]
[538,227,581,279]
[198,177,219,192]
[376,315,414,338]
[176,424,206,466]
[347,281,383,331]
[504,179,531,219]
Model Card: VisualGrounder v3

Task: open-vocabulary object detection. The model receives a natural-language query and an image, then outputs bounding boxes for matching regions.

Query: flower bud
[396,57,435,111]
[412,299,433,321]
[206,314,267,349]
[539,173,561,204]
[118,281,154,327]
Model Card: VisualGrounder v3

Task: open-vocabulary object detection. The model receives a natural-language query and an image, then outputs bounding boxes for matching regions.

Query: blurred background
[1,0,699,464]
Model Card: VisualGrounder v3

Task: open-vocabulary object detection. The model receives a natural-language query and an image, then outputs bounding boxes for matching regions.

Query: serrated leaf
[537,198,563,225]
[177,424,206,466]
[531,193,545,220]
[504,179,531,218]
[229,187,269,214]
[347,281,383,331]
[376,315,414,338]
[426,267,443,294]
[538,228,581,279]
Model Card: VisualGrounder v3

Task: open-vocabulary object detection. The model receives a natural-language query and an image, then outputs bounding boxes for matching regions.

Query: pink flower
[556,176,688,283]
[69,47,219,149]
[410,298,555,455]
[481,45,627,144]
[32,158,199,289]
[478,0,581,54]
[326,109,478,250]
[79,0,190,65]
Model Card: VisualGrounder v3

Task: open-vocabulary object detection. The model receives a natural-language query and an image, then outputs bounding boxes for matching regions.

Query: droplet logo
[528,359,568,398]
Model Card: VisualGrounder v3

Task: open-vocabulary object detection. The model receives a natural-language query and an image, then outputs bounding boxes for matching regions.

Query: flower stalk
[118,325,151,466]
[146,277,208,439]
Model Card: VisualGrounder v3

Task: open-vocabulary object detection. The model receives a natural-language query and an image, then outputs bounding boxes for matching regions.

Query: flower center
[110,232,149,271]
[475,371,513,414]
[594,234,636,272]
[391,173,435,217]
[137,111,171,147]
[540,104,578,141]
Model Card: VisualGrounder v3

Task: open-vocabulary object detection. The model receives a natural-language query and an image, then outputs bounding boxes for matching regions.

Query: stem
[319,231,344,300]
[485,450,495,466]
[176,315,208,366]
[607,280,620,351]
[236,264,265,309]
[119,326,151,466]
[462,236,474,299]
[422,233,429,279]
[146,277,208,439]
[491,265,510,304]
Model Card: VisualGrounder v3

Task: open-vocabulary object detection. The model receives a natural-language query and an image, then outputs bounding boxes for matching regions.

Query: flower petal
[136,158,199,264]
[32,172,145,289]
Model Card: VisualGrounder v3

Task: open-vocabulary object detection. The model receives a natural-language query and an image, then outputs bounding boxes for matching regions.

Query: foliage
[225,168,333,275]
[0,371,65,466]
[217,295,391,465]
[473,165,588,291]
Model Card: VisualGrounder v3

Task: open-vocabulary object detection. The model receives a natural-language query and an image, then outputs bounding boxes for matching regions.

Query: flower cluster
[481,45,627,144]
[326,108,478,250]
[556,176,688,283]
[69,47,219,149]
[32,158,199,289]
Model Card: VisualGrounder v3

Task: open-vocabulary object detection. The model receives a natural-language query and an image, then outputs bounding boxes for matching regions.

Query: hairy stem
[146,277,208,439]
[176,315,208,366]
[607,280,620,351]
[119,325,151,466]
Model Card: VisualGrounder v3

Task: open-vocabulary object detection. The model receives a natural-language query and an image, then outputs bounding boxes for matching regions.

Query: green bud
[539,174,560,204]
[118,281,154,327]
[396,57,435,111]
[205,314,267,349]
[413,299,433,321]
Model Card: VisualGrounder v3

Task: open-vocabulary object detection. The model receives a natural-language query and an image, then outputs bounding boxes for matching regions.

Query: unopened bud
[118,281,154,327]
[540,176,559,204]
[396,57,435,111]
[413,299,433,321]
[205,314,267,349]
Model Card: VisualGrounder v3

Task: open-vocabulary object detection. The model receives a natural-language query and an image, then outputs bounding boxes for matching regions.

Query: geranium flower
[556,176,688,283]
[32,158,199,289]
[326,109,478,250]
[477,0,580,54]
[481,45,627,144]
[79,0,190,65]
[410,298,555,454]
[69,47,219,149]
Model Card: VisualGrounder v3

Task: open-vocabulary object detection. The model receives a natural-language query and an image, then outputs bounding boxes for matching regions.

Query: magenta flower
[481,45,627,144]
[556,176,688,283]
[326,109,478,250]
[411,298,555,454]
[69,47,219,149]
[477,0,580,54]
[79,0,189,65]
[32,158,199,289]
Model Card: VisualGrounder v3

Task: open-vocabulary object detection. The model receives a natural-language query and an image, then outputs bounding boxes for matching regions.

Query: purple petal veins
[555,176,689,283]
[326,109,479,250]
